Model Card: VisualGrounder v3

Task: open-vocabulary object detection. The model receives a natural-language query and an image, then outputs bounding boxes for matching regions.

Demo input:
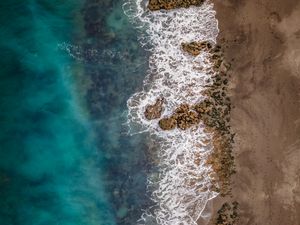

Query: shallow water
[0,0,150,225]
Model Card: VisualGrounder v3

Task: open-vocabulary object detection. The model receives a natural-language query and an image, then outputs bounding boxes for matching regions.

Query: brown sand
[199,0,300,224]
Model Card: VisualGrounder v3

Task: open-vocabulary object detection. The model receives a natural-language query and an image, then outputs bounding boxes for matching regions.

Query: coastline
[205,0,300,224]
[125,1,226,224]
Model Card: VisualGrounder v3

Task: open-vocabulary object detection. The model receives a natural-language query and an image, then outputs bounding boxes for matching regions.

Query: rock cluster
[158,104,199,130]
[181,41,235,195]
[181,41,213,56]
[148,0,205,11]
[182,41,231,73]
[144,97,165,120]
[158,117,177,130]
[209,46,231,73]
[195,74,231,135]
[192,85,234,196]
[143,39,235,196]
[215,202,239,225]
[206,131,235,196]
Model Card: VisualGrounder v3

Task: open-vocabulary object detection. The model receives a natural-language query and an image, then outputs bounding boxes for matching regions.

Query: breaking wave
[123,1,220,224]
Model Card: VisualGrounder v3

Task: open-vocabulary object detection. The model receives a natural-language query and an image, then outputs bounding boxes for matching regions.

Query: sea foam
[123,1,219,224]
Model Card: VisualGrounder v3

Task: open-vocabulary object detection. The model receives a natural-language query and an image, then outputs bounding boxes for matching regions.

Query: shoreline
[125,1,227,224]
[204,0,300,224]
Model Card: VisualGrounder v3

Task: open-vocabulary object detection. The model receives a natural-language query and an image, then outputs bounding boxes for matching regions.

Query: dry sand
[199,0,300,224]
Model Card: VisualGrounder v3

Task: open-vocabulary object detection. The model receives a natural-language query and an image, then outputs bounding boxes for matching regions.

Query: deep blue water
[0,0,150,224]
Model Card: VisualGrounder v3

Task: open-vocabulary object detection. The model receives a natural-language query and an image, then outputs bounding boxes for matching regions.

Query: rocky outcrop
[194,74,232,135]
[158,104,199,130]
[158,117,177,130]
[145,41,235,195]
[181,41,213,56]
[214,202,239,225]
[173,104,199,130]
[181,41,231,73]
[181,41,235,195]
[206,130,235,195]
[144,98,165,120]
[191,73,235,196]
[148,0,205,11]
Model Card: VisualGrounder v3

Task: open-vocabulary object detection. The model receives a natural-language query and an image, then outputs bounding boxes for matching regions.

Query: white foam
[123,1,219,224]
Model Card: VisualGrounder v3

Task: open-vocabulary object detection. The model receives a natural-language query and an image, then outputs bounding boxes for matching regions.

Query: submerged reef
[148,0,205,11]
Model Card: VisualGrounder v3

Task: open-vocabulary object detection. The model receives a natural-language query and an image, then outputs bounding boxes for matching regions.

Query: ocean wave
[124,1,219,224]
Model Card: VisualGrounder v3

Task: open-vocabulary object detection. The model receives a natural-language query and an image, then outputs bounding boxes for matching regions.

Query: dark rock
[148,0,205,11]
[173,104,199,130]
[158,117,177,130]
[158,104,199,130]
[181,41,213,56]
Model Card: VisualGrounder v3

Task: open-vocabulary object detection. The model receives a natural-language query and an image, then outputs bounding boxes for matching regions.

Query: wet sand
[201,0,300,224]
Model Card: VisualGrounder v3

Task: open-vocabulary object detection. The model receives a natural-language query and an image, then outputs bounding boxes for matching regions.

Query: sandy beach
[201,0,300,224]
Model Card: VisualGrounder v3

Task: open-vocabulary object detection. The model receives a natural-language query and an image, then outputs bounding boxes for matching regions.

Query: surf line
[124,0,235,224]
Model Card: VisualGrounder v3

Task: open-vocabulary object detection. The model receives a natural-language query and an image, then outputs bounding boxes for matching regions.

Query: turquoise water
[0,0,150,224]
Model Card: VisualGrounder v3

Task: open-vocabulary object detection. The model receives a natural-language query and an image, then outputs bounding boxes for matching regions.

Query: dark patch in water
[81,0,154,224]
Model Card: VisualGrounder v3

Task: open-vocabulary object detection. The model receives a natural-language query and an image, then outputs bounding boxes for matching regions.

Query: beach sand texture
[204,0,300,224]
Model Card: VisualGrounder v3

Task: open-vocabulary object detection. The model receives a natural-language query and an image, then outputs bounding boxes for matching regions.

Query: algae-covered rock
[214,201,239,225]
[148,0,205,11]
[176,110,199,130]
[158,117,177,130]
[181,41,213,56]
[194,99,213,114]
[181,42,232,76]
[158,104,199,130]
[174,104,199,130]
[144,98,164,120]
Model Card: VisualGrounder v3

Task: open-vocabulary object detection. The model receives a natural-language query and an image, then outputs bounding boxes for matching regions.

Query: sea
[0,0,219,225]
